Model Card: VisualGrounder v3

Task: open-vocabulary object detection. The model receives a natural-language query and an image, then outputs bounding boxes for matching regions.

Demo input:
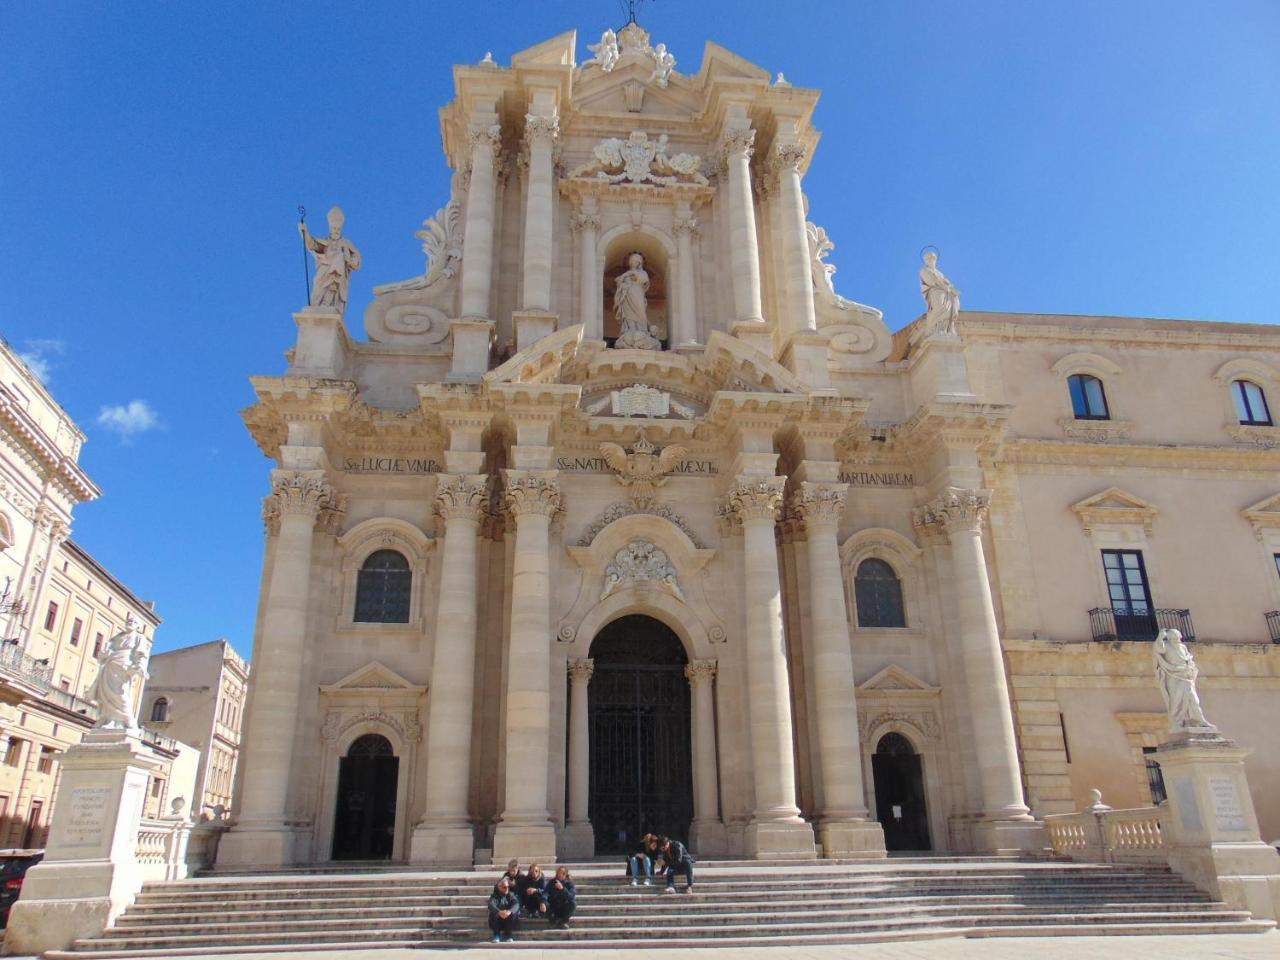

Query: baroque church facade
[218,25,1280,867]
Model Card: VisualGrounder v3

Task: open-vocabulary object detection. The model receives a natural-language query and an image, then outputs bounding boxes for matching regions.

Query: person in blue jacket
[487,874,521,942]
[518,862,549,919]
[547,865,578,929]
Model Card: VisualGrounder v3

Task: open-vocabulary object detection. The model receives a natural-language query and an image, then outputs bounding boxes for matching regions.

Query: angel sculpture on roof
[587,29,620,72]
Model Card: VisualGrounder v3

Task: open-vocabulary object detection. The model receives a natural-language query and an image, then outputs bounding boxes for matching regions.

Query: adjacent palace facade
[219,26,1280,867]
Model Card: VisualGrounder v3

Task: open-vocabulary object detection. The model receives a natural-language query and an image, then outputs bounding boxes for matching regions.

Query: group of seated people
[629,833,696,892]
[487,860,577,942]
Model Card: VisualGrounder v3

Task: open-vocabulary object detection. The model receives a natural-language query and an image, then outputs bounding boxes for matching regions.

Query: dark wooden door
[872,733,931,852]
[332,733,399,860]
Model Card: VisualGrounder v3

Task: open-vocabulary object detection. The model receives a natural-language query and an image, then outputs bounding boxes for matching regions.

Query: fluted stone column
[720,128,765,327]
[913,488,1041,852]
[412,475,489,863]
[572,205,601,338]
[672,214,700,348]
[723,477,816,859]
[220,472,336,866]
[792,483,886,857]
[492,470,561,863]
[460,124,501,320]
[521,114,559,312]
[685,660,723,852]
[772,143,817,336]
[563,658,595,857]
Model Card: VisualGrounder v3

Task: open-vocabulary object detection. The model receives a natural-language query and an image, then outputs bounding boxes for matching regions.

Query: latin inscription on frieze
[343,457,441,475]
[556,455,718,476]
[838,470,914,488]
[62,785,112,848]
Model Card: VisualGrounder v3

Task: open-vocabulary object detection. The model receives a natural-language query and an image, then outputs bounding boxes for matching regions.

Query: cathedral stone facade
[218,26,1280,867]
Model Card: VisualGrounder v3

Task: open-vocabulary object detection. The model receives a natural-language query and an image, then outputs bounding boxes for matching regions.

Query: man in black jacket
[546,865,577,929]
[655,836,695,893]
[487,875,521,943]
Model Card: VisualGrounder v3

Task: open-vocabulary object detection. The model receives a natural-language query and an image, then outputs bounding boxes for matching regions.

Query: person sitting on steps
[655,835,695,893]
[630,833,658,886]
[547,865,578,929]
[518,862,549,920]
[500,857,524,895]
[487,875,521,943]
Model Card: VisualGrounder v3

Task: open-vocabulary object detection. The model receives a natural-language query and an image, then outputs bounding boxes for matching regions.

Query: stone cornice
[890,401,1010,460]
[957,312,1280,350]
[1002,437,1280,470]
[0,388,98,505]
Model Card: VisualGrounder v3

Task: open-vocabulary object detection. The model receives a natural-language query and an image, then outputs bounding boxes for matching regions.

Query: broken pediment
[511,30,578,68]
[1071,486,1158,534]
[321,661,425,693]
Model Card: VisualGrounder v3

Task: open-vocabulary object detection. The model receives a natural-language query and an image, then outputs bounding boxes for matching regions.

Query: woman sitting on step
[547,865,578,929]
[487,875,522,943]
[518,862,549,919]
[629,833,658,886]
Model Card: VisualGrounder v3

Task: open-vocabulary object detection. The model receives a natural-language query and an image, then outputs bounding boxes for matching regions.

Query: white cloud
[16,339,64,384]
[97,400,162,438]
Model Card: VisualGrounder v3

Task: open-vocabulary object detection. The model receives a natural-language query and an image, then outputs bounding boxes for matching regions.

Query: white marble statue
[650,42,676,87]
[299,206,362,315]
[1154,628,1215,732]
[919,250,960,337]
[90,613,150,730]
[613,252,661,350]
[587,29,620,72]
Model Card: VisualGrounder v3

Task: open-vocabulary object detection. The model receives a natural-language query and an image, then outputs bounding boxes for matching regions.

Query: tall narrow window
[1102,550,1155,639]
[43,601,58,632]
[854,558,906,628]
[70,617,83,647]
[1232,380,1272,426]
[1068,374,1110,420]
[1142,746,1167,805]
[354,550,412,623]
[150,697,169,723]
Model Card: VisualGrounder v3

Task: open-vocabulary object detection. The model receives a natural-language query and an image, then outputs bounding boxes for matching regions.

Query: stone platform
[44,856,1274,957]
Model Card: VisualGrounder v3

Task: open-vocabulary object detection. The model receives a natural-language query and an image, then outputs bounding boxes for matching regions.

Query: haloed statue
[91,613,150,731]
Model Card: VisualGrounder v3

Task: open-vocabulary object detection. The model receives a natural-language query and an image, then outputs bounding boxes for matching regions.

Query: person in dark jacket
[629,833,658,886]
[547,865,577,929]
[487,875,521,943]
[518,862,549,919]
[655,836,695,893]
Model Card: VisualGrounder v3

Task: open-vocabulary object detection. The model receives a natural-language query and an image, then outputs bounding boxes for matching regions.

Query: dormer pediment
[1071,486,1158,533]
[858,664,939,695]
[322,661,425,693]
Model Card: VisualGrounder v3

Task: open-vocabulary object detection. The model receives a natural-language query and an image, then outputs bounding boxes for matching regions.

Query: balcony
[0,639,53,704]
[1267,611,1280,644]
[1088,607,1195,642]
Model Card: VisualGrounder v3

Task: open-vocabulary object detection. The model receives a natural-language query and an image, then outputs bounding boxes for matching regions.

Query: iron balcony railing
[1267,611,1280,644]
[0,639,53,690]
[1088,607,1195,643]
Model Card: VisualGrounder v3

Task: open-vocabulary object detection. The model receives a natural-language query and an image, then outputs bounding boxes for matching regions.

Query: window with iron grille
[354,550,412,623]
[1142,746,1167,805]
[854,558,907,628]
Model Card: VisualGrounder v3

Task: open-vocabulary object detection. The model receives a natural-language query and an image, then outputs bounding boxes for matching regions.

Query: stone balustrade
[1044,792,1166,865]
[133,816,227,881]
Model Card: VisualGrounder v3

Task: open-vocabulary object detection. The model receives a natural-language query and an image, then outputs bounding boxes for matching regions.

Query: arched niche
[598,228,674,347]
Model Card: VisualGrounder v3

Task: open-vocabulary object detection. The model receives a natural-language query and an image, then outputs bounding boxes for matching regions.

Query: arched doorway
[332,733,399,860]
[871,731,931,851]
[588,615,693,854]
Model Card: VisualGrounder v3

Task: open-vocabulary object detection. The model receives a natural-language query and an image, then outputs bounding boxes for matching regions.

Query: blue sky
[2,2,1277,657]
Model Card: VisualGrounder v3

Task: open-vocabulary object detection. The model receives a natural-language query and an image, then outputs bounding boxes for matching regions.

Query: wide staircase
[48,856,1274,957]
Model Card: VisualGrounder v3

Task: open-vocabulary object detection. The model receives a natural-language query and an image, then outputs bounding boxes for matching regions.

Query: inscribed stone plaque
[1173,777,1203,833]
[62,785,112,848]
[1208,775,1248,832]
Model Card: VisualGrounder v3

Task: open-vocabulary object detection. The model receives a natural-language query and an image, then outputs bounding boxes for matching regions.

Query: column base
[512,310,558,352]
[689,818,728,858]
[215,824,300,867]
[4,861,139,955]
[409,822,476,865]
[744,818,816,860]
[969,817,1047,855]
[818,819,887,859]
[559,821,595,860]
[491,821,557,865]
[731,320,775,358]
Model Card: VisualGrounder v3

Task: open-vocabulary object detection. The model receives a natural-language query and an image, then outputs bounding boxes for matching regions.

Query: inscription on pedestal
[1173,777,1203,833]
[62,785,112,848]
[1208,775,1248,832]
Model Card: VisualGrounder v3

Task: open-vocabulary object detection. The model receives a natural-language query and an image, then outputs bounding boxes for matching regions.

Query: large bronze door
[587,615,693,854]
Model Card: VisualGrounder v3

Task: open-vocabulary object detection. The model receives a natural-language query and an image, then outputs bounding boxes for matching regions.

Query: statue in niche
[1153,628,1215,733]
[91,613,150,731]
[300,206,362,316]
[612,252,661,350]
[918,249,959,338]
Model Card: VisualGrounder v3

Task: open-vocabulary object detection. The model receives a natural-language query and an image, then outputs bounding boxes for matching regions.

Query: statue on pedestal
[919,249,960,337]
[612,252,661,350]
[1154,628,1215,732]
[299,206,362,315]
[90,613,150,731]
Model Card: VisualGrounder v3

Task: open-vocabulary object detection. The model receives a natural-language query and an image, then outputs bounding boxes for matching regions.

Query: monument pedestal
[818,819,888,859]
[4,731,164,955]
[744,818,816,860]
[1156,733,1280,920]
[905,332,975,404]
[291,308,350,378]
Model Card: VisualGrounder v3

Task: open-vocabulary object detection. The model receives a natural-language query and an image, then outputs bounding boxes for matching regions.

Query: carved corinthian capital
[791,481,848,529]
[570,211,601,233]
[435,474,490,525]
[524,113,560,145]
[912,487,991,536]
[502,470,562,520]
[685,659,717,687]
[567,658,595,685]
[718,127,756,162]
[270,472,337,517]
[721,475,787,524]
[468,123,502,152]
[770,142,806,178]
[673,216,699,239]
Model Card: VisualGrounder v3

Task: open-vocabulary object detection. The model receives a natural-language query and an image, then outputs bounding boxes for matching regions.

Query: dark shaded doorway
[871,732,931,851]
[588,615,693,854]
[332,733,399,860]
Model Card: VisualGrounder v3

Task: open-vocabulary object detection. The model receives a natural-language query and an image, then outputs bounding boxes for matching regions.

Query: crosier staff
[297,205,311,306]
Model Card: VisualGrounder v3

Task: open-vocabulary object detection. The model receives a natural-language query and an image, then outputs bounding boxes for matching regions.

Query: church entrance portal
[332,733,399,860]
[588,615,693,854]
[871,732,931,851]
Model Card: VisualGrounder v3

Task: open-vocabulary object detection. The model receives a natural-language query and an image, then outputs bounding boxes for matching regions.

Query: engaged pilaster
[672,211,700,348]
[521,113,559,313]
[770,143,817,337]
[460,123,501,321]
[719,128,766,331]
[563,658,595,857]
[722,476,816,859]
[685,659,725,851]
[791,482,886,858]
[412,474,489,863]
[571,202,602,338]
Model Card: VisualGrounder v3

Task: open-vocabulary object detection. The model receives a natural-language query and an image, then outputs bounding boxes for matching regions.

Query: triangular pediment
[858,664,938,694]
[511,30,577,67]
[322,661,424,693]
[1071,486,1158,533]
[1242,492,1280,536]
[572,61,700,118]
[697,42,772,83]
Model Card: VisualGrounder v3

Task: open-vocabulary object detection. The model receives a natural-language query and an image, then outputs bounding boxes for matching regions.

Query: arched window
[1232,380,1272,426]
[854,558,906,628]
[150,697,169,722]
[1067,374,1110,420]
[354,550,412,623]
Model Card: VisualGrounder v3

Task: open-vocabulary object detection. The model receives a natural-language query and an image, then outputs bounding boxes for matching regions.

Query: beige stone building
[142,638,249,817]
[220,26,1280,869]
[0,338,175,847]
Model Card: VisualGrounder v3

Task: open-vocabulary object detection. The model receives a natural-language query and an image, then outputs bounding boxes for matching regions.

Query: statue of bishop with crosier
[299,206,362,315]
